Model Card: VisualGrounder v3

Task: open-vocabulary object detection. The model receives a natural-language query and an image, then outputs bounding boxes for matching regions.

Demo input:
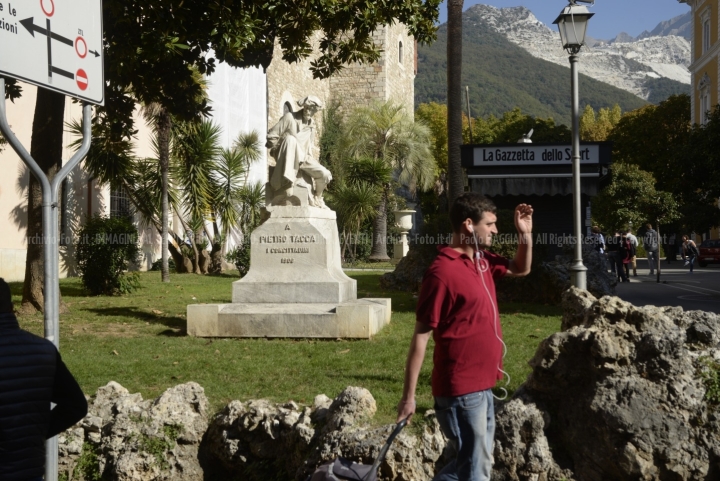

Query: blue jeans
[647,250,658,273]
[433,389,495,481]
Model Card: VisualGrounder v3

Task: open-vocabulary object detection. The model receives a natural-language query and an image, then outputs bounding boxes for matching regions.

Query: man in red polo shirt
[397,193,533,481]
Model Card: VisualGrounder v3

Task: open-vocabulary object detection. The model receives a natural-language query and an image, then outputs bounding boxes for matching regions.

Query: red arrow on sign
[76,69,88,90]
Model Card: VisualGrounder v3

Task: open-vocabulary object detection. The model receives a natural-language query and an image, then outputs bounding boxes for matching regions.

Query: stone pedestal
[233,206,356,303]
[187,206,391,338]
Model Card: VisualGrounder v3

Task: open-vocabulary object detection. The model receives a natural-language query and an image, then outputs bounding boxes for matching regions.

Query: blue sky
[438,1,691,41]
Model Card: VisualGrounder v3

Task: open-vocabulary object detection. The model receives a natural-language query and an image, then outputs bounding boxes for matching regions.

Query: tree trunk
[209,219,223,274]
[21,89,66,313]
[198,250,210,274]
[157,109,172,282]
[173,205,202,274]
[168,241,193,273]
[368,189,390,261]
[447,0,465,205]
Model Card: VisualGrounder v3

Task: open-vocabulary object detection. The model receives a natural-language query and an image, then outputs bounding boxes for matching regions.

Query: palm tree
[342,101,435,261]
[142,103,174,281]
[209,132,263,273]
[172,119,222,273]
[447,0,465,204]
[328,157,390,262]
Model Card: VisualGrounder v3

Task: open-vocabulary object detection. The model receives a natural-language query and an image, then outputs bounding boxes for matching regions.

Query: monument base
[187,298,391,339]
[186,205,392,339]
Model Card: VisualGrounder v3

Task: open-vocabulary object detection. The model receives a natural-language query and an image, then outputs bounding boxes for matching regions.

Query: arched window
[701,7,712,54]
[398,41,403,64]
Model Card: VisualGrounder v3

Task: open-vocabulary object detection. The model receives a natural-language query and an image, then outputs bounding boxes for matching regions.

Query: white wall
[206,63,268,187]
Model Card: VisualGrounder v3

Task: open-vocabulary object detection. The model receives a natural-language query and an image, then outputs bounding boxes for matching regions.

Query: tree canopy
[580,104,622,141]
[415,103,572,176]
[591,162,679,233]
[608,94,720,233]
[87,0,437,154]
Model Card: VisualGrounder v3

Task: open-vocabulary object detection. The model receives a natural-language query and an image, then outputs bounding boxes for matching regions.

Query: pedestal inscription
[232,206,356,304]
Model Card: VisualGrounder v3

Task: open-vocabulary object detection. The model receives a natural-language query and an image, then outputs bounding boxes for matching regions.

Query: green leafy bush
[150,257,176,272]
[698,356,720,406]
[226,240,251,277]
[75,215,141,295]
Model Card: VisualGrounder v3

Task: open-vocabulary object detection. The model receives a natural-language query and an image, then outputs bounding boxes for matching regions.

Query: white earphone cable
[473,230,511,401]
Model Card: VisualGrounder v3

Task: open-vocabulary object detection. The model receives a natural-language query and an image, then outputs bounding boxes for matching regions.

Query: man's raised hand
[514,204,533,235]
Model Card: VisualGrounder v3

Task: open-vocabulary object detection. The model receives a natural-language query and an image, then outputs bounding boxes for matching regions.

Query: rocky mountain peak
[613,32,635,44]
[462,4,690,101]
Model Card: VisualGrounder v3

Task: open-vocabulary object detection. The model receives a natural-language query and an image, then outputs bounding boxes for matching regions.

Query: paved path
[614,258,720,314]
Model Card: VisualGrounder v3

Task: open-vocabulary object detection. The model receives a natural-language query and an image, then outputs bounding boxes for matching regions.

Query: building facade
[0,24,416,281]
[680,0,720,242]
[680,0,718,124]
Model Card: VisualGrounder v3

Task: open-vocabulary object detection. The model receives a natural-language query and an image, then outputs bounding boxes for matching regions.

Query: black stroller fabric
[308,418,408,481]
[310,458,377,481]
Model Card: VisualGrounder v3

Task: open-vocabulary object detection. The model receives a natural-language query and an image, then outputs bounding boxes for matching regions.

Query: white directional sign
[0,0,104,105]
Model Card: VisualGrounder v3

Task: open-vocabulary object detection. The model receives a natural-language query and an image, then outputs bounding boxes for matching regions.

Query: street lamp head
[554,3,595,54]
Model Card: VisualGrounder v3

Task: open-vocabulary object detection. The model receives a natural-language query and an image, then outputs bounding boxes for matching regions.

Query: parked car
[697,239,720,267]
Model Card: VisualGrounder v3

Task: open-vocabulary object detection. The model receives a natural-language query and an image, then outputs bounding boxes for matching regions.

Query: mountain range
[606,11,691,44]
[416,6,691,125]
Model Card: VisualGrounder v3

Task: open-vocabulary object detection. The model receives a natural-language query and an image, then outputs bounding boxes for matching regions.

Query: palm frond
[233,130,262,168]
[213,148,249,236]
[235,182,265,237]
[66,117,136,190]
[172,120,222,221]
[340,100,436,193]
[327,181,381,230]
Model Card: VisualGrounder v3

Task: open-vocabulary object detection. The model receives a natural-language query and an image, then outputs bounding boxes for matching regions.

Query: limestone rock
[493,393,574,481]
[494,288,720,481]
[324,386,377,431]
[202,386,446,481]
[58,382,208,481]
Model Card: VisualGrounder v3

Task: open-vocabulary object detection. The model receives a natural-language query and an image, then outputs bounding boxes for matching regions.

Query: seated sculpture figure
[266,96,332,208]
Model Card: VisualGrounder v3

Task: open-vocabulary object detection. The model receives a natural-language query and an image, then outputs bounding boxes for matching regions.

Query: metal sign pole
[657,221,662,283]
[0,77,92,481]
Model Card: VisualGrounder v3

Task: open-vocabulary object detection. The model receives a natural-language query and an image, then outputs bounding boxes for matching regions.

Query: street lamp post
[554,1,594,290]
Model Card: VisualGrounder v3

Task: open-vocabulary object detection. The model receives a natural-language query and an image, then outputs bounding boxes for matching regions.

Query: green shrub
[698,356,720,405]
[226,240,251,277]
[150,257,176,272]
[75,215,141,295]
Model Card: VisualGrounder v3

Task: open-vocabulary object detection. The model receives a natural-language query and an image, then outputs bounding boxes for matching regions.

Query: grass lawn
[10,271,561,425]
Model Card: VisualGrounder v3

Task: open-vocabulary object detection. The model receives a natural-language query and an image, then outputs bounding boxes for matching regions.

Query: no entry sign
[0,0,104,105]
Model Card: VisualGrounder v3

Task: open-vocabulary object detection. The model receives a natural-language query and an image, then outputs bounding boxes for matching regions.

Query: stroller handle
[364,417,410,479]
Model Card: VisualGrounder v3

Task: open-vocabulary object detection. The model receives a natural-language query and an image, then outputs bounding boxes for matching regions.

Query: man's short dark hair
[449,193,497,233]
[0,278,13,314]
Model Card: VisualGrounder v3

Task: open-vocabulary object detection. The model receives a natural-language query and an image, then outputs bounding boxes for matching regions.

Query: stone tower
[266,23,416,129]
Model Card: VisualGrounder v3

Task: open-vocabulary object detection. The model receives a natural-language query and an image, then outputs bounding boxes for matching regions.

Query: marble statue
[266,95,333,208]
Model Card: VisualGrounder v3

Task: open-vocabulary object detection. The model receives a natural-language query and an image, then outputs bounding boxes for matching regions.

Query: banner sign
[470,144,602,166]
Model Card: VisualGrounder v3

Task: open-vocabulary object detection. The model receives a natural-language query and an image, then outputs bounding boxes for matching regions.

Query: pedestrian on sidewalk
[619,232,634,282]
[626,228,638,276]
[644,223,659,275]
[681,235,699,274]
[606,231,621,277]
[590,226,605,254]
